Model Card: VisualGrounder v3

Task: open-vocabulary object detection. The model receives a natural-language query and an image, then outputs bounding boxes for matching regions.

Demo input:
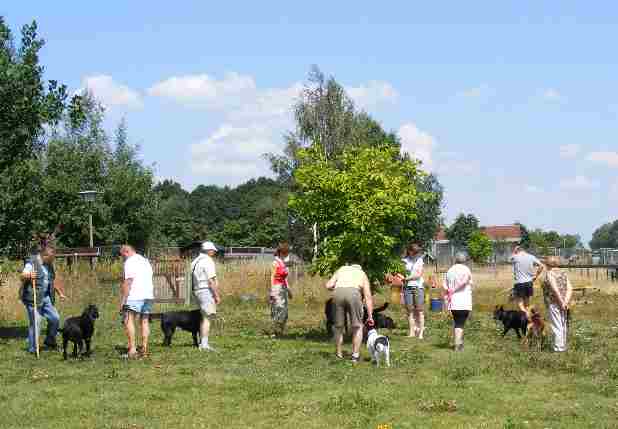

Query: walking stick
[31,265,40,359]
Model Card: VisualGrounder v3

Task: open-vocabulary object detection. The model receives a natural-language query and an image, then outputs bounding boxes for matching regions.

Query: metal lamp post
[78,190,98,247]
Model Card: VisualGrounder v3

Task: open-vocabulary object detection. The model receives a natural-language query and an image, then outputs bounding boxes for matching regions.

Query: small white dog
[366,328,391,367]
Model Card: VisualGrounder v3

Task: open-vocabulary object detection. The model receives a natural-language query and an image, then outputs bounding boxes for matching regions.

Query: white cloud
[230,83,303,121]
[190,124,279,185]
[148,72,256,107]
[157,72,399,182]
[80,75,143,109]
[398,123,436,168]
[457,84,490,98]
[559,144,581,159]
[542,88,564,102]
[347,81,399,109]
[586,151,618,168]
[559,175,599,191]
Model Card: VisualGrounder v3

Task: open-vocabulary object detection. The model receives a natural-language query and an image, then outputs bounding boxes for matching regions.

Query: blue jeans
[24,296,60,352]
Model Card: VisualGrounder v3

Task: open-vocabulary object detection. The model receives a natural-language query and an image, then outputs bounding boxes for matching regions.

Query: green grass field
[1,270,618,429]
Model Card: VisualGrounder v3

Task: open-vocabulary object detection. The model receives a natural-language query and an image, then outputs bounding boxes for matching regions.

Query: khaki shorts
[333,287,364,329]
[194,289,216,318]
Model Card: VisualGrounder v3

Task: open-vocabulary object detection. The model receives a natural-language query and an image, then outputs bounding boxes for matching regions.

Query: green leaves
[291,144,431,284]
[467,231,493,263]
[446,213,480,249]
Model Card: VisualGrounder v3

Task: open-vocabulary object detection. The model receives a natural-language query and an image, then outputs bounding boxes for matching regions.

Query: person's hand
[214,294,221,305]
[366,316,374,327]
[58,293,67,301]
[287,288,293,300]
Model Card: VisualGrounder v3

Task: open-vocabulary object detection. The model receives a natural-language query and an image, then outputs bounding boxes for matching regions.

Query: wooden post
[32,266,40,359]
[184,259,191,306]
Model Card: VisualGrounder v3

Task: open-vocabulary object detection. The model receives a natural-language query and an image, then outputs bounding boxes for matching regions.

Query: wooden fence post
[184,259,191,306]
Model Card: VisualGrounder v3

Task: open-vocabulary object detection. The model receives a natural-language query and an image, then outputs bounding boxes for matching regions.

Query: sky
[3,2,618,245]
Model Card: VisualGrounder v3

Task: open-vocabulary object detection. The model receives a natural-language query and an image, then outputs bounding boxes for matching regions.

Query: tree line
[2,17,615,271]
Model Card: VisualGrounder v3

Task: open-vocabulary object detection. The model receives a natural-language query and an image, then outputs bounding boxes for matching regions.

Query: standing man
[510,245,544,318]
[21,246,66,353]
[191,241,221,351]
[119,245,154,359]
[402,243,425,339]
[325,262,374,363]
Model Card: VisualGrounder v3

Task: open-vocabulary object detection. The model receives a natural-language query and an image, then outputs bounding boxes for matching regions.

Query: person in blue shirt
[21,246,66,353]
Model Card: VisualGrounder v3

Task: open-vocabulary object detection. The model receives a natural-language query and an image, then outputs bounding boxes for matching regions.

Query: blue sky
[4,2,618,245]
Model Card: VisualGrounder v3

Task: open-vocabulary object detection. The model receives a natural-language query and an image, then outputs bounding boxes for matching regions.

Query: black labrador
[61,304,99,360]
[151,309,202,347]
[493,305,528,339]
[324,298,395,336]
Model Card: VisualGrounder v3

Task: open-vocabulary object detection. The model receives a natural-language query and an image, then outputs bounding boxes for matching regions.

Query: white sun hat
[201,241,218,252]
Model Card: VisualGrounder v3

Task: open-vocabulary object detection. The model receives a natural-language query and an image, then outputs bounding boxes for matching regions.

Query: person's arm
[325,271,338,290]
[53,273,67,300]
[209,277,221,304]
[547,271,566,309]
[532,258,545,282]
[21,262,33,281]
[405,260,423,281]
[564,276,573,308]
[452,273,472,293]
[120,278,132,312]
[270,261,277,287]
[361,274,373,323]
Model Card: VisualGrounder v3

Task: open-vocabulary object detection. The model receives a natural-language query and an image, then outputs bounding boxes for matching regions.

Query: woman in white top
[401,243,425,338]
[443,251,473,352]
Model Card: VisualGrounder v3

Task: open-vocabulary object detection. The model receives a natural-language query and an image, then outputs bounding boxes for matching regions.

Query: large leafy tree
[590,220,618,249]
[38,94,156,249]
[0,18,67,171]
[467,231,493,263]
[268,66,442,260]
[446,213,480,249]
[0,18,70,253]
[290,144,429,283]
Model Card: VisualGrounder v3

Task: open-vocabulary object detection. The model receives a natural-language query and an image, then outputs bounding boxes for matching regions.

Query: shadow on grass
[0,326,28,339]
[277,327,332,343]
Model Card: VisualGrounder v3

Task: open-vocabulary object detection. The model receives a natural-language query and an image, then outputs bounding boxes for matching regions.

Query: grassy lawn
[2,271,618,428]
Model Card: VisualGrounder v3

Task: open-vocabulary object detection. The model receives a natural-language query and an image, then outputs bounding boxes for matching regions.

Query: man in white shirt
[119,245,154,359]
[191,241,221,351]
[510,245,544,317]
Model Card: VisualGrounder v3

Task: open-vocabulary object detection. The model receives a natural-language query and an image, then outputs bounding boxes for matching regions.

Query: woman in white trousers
[540,256,573,352]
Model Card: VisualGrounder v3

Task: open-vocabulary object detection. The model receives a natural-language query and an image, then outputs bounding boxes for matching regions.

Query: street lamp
[78,190,99,247]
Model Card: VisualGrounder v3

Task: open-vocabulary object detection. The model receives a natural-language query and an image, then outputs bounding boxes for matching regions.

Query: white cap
[201,241,217,252]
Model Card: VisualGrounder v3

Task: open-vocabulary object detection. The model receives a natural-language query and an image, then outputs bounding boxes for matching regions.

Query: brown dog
[522,307,546,350]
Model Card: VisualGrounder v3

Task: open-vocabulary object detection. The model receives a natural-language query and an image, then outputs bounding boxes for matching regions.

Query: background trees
[590,220,618,249]
[446,214,480,250]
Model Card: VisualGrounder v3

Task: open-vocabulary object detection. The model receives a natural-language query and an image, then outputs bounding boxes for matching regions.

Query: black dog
[324,299,395,336]
[151,309,202,347]
[493,305,528,339]
[61,304,99,360]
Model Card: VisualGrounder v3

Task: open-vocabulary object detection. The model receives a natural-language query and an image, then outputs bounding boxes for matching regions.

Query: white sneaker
[199,344,216,352]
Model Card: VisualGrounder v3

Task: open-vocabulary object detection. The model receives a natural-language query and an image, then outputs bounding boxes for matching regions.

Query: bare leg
[200,316,211,347]
[417,310,425,339]
[124,312,137,356]
[334,327,344,357]
[140,315,150,355]
[407,310,416,337]
[351,326,363,357]
[517,297,530,318]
